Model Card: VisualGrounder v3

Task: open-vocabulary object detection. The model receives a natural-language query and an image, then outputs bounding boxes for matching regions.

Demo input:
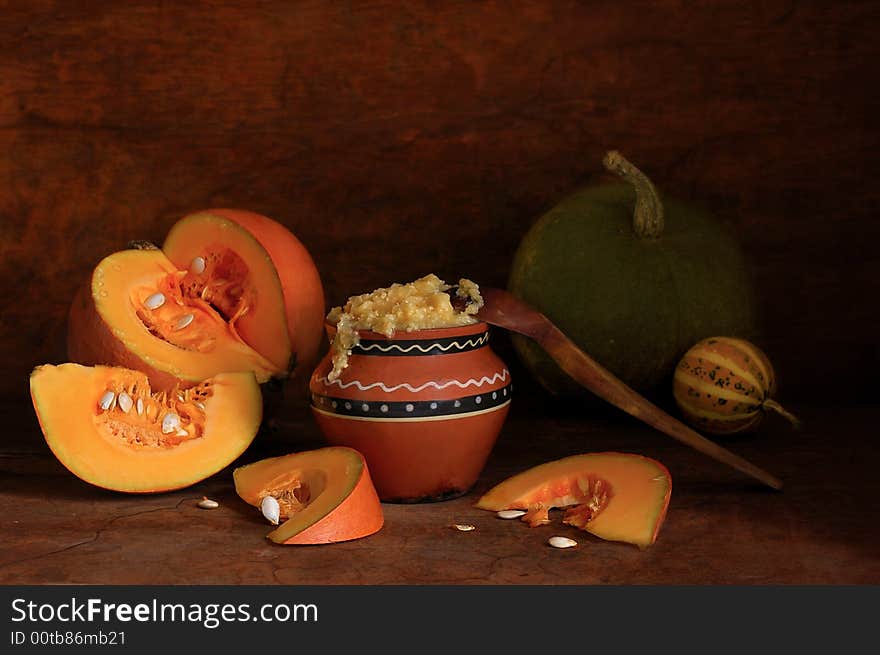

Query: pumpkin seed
[261,495,281,525]
[175,313,195,330]
[144,292,166,310]
[497,509,526,520]
[453,524,476,532]
[161,413,180,434]
[190,256,206,274]
[98,390,116,411]
[197,497,219,510]
[136,398,144,416]
[117,391,133,414]
[548,536,578,549]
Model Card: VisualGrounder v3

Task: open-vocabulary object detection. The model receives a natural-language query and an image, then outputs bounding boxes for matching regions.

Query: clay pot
[309,322,512,502]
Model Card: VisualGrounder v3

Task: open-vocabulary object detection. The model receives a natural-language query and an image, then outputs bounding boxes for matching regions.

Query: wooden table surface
[2,390,876,586]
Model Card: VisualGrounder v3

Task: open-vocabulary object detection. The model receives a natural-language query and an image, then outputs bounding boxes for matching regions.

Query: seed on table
[144,292,166,310]
[197,498,219,510]
[497,509,526,520]
[548,536,578,549]
[453,524,476,532]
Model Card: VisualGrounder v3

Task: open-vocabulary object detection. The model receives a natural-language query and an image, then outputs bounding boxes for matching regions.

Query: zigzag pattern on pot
[316,369,510,394]
[355,333,489,354]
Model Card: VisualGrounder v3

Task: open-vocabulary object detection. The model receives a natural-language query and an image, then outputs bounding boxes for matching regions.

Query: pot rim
[323,319,490,341]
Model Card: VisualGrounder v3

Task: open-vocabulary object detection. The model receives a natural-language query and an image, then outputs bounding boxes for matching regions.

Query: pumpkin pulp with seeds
[68,243,288,391]
[29,363,262,493]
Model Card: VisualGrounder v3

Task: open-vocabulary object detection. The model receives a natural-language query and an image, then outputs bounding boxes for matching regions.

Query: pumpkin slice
[233,447,384,545]
[475,452,672,548]
[68,247,284,390]
[29,363,262,493]
[163,209,326,379]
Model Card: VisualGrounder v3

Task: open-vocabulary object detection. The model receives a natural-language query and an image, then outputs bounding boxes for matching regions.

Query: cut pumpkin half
[476,452,672,548]
[234,446,384,545]
[68,246,286,390]
[29,363,262,493]
[163,209,326,379]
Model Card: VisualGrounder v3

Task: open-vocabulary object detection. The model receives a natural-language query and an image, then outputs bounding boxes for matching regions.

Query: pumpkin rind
[29,364,262,493]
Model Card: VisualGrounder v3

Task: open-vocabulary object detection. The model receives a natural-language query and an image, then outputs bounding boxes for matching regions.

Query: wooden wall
[1,0,877,421]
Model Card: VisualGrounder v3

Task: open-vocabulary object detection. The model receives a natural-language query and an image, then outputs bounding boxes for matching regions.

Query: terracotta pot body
[309,322,511,502]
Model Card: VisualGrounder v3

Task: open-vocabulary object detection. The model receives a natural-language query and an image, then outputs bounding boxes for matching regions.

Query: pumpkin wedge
[234,447,384,545]
[476,452,672,548]
[68,246,285,390]
[29,363,262,493]
[163,209,326,379]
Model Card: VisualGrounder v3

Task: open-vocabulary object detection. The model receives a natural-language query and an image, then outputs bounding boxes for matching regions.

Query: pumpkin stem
[763,399,802,430]
[602,150,664,239]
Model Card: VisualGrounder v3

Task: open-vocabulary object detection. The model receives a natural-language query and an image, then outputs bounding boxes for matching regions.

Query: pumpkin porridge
[325,274,483,381]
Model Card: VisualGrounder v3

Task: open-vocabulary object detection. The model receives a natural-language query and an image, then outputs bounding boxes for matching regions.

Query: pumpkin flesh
[476,452,672,548]
[29,364,262,493]
[234,447,384,545]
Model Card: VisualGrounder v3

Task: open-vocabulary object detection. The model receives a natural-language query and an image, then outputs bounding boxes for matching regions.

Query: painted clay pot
[309,322,512,502]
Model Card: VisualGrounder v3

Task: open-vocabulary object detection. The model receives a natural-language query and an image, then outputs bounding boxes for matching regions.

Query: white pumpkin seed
[190,256,206,274]
[98,390,116,411]
[161,413,180,434]
[548,536,578,549]
[261,495,281,525]
[144,292,166,310]
[197,498,219,510]
[497,509,526,520]
[453,524,476,532]
[117,392,133,413]
[136,397,145,416]
[194,401,206,411]
[175,313,195,330]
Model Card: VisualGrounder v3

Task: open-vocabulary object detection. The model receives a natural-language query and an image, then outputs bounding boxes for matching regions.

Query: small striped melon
[673,337,800,435]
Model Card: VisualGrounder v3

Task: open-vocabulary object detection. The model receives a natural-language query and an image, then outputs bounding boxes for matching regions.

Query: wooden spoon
[466,287,783,490]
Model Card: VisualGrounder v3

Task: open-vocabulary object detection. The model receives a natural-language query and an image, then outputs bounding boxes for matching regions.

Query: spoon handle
[535,319,783,490]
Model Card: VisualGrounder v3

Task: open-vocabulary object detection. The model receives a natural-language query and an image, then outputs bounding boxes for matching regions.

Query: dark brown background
[0,0,878,587]
[2,0,878,420]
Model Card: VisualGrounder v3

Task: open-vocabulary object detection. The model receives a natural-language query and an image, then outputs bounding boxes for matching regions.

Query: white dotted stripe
[311,383,513,419]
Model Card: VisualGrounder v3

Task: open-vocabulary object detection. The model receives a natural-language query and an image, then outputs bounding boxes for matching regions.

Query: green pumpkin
[508,151,757,399]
